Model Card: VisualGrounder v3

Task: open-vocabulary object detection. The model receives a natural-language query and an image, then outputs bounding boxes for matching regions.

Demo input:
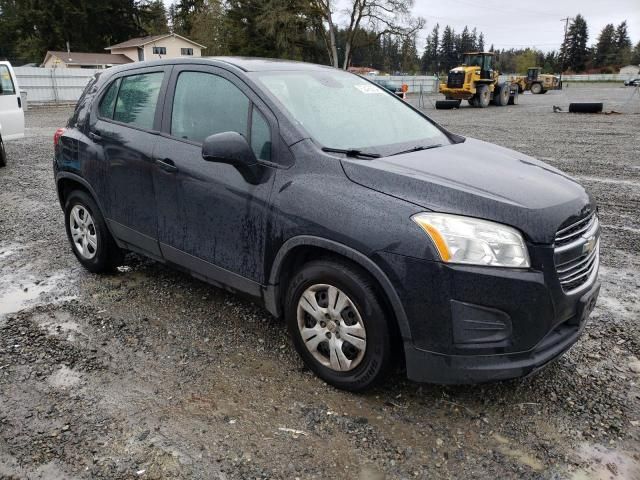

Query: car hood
[341,138,595,244]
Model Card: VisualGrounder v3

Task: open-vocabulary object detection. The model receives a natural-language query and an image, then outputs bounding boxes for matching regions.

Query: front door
[152,65,277,292]
[89,67,170,257]
[0,64,24,140]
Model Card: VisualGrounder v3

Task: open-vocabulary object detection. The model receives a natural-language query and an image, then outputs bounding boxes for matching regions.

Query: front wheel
[64,190,123,273]
[530,83,543,94]
[0,137,6,168]
[475,84,490,107]
[285,259,394,391]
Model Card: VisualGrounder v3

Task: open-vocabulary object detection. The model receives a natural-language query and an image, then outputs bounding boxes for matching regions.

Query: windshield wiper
[387,144,443,157]
[321,147,381,159]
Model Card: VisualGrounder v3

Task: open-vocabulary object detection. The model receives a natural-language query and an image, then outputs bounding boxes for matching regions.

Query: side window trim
[92,65,173,134]
[160,64,279,166]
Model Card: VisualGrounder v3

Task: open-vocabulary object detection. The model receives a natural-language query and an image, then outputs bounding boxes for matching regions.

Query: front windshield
[463,55,483,67]
[252,69,449,152]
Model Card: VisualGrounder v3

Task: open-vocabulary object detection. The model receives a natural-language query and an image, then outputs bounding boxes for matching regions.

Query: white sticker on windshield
[354,84,383,94]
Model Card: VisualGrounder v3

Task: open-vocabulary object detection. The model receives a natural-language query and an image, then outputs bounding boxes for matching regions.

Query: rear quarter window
[113,72,164,130]
[98,78,121,119]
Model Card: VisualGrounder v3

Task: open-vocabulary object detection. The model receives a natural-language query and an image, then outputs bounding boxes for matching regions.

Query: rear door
[89,66,170,257]
[0,63,25,140]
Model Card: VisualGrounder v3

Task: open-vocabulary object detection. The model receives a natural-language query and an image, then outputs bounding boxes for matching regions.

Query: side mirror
[202,131,256,166]
[202,131,264,184]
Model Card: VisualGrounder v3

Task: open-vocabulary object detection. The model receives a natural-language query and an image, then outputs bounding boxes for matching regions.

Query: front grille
[555,212,597,247]
[447,71,465,88]
[554,213,600,294]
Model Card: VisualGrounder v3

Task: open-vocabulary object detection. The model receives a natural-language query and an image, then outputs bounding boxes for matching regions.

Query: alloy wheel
[69,205,98,259]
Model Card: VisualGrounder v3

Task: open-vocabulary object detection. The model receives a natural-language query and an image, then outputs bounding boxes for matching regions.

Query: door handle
[156,158,178,173]
[89,131,102,142]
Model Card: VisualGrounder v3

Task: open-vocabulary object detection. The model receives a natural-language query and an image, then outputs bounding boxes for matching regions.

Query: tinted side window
[171,72,249,144]
[0,65,16,95]
[98,78,120,119]
[251,108,271,161]
[114,72,163,129]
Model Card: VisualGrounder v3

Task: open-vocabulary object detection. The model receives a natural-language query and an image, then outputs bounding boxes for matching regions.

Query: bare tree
[311,0,425,69]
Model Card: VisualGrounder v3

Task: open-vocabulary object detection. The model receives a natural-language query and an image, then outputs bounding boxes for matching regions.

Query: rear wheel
[508,89,519,105]
[493,83,510,106]
[475,84,490,107]
[530,83,543,94]
[0,137,6,168]
[285,259,394,391]
[64,190,123,273]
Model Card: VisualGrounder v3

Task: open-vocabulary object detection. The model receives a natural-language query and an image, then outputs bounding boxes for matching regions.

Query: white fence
[13,68,638,104]
[14,67,99,103]
[368,75,440,94]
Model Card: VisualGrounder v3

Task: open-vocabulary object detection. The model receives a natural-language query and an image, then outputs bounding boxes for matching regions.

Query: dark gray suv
[54,57,600,391]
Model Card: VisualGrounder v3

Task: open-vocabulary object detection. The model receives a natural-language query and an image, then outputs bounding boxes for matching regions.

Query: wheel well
[275,245,406,367]
[57,178,92,207]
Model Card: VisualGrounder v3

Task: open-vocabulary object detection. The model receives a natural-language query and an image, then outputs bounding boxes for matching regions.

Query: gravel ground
[0,84,639,479]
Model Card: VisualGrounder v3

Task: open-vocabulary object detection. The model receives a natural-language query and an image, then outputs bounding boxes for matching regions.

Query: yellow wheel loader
[511,68,562,94]
[437,52,518,109]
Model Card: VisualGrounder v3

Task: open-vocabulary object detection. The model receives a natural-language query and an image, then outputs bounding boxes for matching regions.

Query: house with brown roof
[105,33,205,62]
[42,51,133,69]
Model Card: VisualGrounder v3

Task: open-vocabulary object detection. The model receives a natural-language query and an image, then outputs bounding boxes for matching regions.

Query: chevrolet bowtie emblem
[582,235,597,255]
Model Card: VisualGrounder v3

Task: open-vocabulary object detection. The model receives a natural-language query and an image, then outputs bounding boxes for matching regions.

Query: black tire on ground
[568,102,603,113]
[285,258,394,392]
[530,83,543,94]
[540,89,548,94]
[468,97,477,107]
[64,190,124,273]
[0,137,6,168]
[508,89,519,105]
[476,84,490,107]
[435,100,461,109]
[493,83,510,106]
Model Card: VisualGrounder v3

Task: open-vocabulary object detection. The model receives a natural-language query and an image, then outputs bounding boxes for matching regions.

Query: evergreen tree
[439,26,457,71]
[421,23,439,73]
[561,14,589,72]
[593,24,616,67]
[459,26,474,53]
[614,21,632,65]
[477,33,485,51]
[139,0,169,35]
[631,41,640,65]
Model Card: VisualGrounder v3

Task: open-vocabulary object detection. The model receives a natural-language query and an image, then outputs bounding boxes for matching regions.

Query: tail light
[53,127,66,147]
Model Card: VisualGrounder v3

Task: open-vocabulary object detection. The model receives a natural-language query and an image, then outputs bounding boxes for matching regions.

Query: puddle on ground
[47,366,82,389]
[571,443,640,479]
[0,273,74,318]
[32,311,82,342]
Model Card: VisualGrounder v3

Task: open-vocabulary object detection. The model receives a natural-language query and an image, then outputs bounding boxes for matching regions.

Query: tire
[568,102,603,113]
[468,97,477,107]
[285,258,394,392]
[508,89,519,105]
[0,137,6,168]
[493,83,510,106]
[475,84,490,107]
[530,83,542,94]
[64,190,124,273]
[540,89,548,94]
[435,100,461,109]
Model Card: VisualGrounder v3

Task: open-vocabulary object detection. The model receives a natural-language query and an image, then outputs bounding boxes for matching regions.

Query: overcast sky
[163,1,639,53]
[409,0,639,52]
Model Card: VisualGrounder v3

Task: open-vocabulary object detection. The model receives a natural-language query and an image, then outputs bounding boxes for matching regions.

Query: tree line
[1,1,637,74]
[560,14,639,73]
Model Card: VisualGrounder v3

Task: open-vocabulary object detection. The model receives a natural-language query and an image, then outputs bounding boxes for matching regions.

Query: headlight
[412,213,530,268]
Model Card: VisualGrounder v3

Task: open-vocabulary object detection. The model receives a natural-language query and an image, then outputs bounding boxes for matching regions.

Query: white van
[0,61,25,167]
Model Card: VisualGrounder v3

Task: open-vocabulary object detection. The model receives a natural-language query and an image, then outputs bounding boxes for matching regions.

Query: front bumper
[374,247,600,384]
[404,281,599,383]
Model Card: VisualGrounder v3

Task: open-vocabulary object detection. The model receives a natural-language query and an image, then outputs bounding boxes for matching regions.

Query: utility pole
[559,17,571,86]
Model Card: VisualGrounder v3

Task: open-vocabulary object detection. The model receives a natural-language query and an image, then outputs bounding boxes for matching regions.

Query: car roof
[104,56,335,74]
